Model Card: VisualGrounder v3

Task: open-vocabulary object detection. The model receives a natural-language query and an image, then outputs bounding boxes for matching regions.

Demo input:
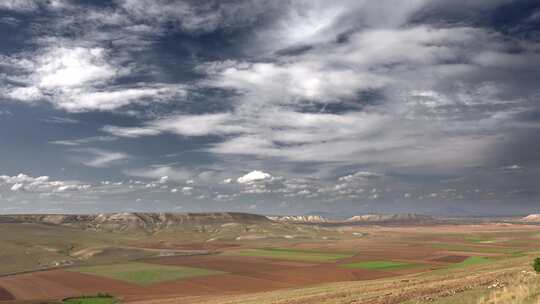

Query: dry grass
[477,271,540,304]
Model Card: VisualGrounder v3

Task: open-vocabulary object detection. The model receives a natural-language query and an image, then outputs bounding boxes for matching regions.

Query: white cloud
[0,173,90,193]
[125,166,192,182]
[201,60,387,104]
[7,86,43,101]
[55,184,91,192]
[10,183,24,191]
[2,46,186,112]
[101,125,162,138]
[50,136,116,146]
[252,0,427,54]
[339,171,383,182]
[502,164,523,171]
[37,47,116,88]
[118,0,269,34]
[0,0,39,12]
[237,170,273,184]
[58,86,184,112]
[79,149,129,168]
[103,113,245,138]
[181,186,193,194]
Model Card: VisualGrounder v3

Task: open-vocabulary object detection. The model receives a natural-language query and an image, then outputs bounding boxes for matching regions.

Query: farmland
[341,261,420,270]
[1,214,540,303]
[230,248,355,262]
[71,263,225,285]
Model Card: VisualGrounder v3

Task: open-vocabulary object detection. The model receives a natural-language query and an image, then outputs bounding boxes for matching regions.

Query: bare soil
[0,286,14,301]
[432,255,469,263]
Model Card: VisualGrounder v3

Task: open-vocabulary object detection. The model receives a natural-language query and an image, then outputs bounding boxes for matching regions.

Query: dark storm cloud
[0,0,539,215]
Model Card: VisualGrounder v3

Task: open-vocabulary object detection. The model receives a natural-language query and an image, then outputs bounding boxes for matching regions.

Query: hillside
[0,212,270,233]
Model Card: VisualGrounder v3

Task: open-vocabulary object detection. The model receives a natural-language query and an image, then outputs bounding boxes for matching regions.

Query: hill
[0,212,270,233]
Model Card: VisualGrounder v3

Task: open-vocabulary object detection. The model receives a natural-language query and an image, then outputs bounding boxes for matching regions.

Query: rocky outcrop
[1,212,270,232]
[522,214,540,222]
[268,215,329,223]
[346,213,435,224]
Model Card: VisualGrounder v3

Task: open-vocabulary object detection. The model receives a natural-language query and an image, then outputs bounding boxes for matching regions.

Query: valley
[1,213,540,303]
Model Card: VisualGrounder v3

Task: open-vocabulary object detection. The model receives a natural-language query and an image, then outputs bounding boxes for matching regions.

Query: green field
[430,242,519,254]
[70,262,224,285]
[231,248,355,262]
[341,261,419,270]
[63,295,117,304]
[449,256,491,268]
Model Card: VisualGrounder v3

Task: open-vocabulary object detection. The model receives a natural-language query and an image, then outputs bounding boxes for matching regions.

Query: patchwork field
[71,263,225,285]
[341,261,420,270]
[229,248,355,262]
[1,220,540,304]
[0,286,13,301]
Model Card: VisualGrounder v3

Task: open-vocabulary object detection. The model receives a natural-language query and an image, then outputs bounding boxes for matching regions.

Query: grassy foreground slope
[130,254,539,304]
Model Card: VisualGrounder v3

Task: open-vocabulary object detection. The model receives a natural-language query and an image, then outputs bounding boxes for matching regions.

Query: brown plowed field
[144,255,316,273]
[0,254,405,302]
[0,286,14,301]
[432,255,469,263]
[145,254,396,289]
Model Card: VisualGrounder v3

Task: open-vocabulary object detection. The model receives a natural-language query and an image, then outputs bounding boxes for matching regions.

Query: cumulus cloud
[237,170,273,184]
[10,183,24,191]
[0,173,90,193]
[125,166,192,182]
[339,171,383,182]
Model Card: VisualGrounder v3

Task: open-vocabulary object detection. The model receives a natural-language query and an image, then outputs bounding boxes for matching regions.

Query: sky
[0,0,539,216]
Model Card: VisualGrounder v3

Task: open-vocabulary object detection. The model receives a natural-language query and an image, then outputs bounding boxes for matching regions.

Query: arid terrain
[1,213,540,304]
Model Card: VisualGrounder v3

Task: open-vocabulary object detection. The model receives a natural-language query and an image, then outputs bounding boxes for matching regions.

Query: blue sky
[0,0,539,216]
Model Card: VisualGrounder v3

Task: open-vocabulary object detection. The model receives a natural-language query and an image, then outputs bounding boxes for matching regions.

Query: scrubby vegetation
[533,257,540,273]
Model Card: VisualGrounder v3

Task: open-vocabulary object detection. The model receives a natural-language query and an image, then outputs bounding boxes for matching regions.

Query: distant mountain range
[346,213,435,223]
[268,215,329,223]
[269,213,436,224]
[0,212,270,232]
[6,212,536,232]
